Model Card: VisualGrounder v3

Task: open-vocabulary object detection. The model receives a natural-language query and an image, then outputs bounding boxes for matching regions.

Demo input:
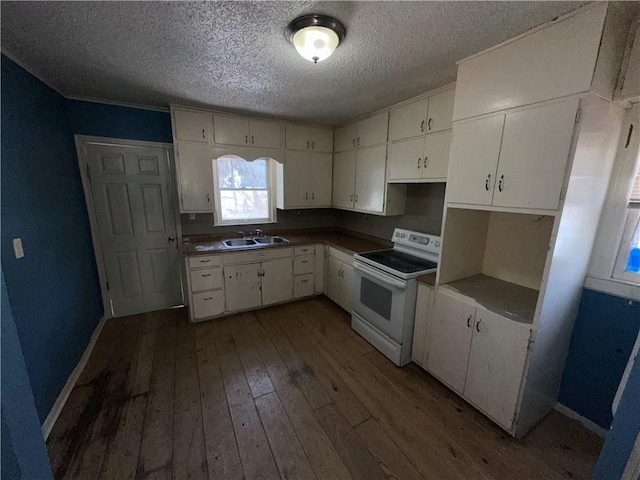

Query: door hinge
[575,108,581,124]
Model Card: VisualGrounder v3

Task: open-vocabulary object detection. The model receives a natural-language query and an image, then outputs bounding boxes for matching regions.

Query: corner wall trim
[41,316,106,440]
[554,402,609,438]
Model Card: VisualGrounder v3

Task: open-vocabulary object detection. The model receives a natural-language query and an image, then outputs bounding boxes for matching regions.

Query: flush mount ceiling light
[285,14,346,64]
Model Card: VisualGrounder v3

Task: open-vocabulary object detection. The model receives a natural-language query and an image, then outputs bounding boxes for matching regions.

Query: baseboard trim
[554,402,608,438]
[41,316,107,440]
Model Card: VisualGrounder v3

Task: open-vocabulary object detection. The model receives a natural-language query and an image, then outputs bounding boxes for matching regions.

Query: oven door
[352,261,408,343]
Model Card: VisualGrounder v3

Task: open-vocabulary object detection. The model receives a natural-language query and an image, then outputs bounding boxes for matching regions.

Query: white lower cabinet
[425,288,531,430]
[186,254,225,321]
[261,258,294,306]
[327,247,354,313]
[294,274,314,298]
[293,245,318,299]
[192,290,225,319]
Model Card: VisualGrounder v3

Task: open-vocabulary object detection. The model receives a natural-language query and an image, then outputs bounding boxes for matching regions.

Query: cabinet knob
[168,236,175,243]
[485,174,491,191]
[498,174,504,192]
[355,194,358,203]
[423,157,428,169]
[420,120,425,133]
[251,135,254,145]
[417,158,421,169]
[202,128,206,139]
[350,194,354,202]
[467,315,472,328]
[476,319,481,332]
[427,118,432,131]
[352,138,356,147]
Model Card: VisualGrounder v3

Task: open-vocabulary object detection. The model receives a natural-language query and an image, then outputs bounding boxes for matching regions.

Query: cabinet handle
[202,128,206,139]
[350,194,354,202]
[306,192,308,200]
[498,175,504,192]
[245,134,248,144]
[355,194,359,203]
[417,158,421,169]
[357,137,360,146]
[200,259,211,263]
[201,273,211,277]
[428,118,432,131]
[476,319,481,332]
[307,140,310,149]
[203,296,213,301]
[423,157,428,169]
[312,192,315,200]
[301,260,308,264]
[467,315,472,328]
[420,120,425,133]
[485,174,491,191]
[251,135,254,145]
[312,140,315,149]
[352,138,356,148]
[301,279,309,283]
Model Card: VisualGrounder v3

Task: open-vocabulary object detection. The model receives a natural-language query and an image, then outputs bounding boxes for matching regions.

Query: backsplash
[180,183,445,240]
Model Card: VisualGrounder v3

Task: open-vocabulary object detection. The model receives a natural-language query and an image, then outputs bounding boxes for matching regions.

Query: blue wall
[66,98,172,143]
[1,269,53,479]
[1,55,103,422]
[559,288,640,429]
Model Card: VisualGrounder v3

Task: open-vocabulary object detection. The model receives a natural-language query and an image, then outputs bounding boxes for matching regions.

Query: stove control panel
[392,228,441,253]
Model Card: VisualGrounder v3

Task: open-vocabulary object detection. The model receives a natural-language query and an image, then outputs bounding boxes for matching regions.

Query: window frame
[211,154,278,227]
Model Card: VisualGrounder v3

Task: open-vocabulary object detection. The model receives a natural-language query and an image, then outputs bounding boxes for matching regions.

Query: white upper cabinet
[447,99,578,211]
[354,145,387,213]
[173,109,212,143]
[286,124,333,152]
[282,151,332,208]
[453,3,608,121]
[309,153,333,206]
[388,130,451,182]
[175,141,213,213]
[334,123,358,152]
[390,98,429,141]
[357,112,389,147]
[332,150,357,209]
[426,89,456,133]
[214,115,282,149]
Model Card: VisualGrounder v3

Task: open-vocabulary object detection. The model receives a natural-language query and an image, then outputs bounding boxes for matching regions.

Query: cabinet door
[176,142,214,213]
[426,89,455,133]
[332,150,357,209]
[250,120,281,149]
[283,151,310,207]
[341,262,354,313]
[492,99,578,211]
[309,152,333,206]
[192,290,225,319]
[335,123,357,152]
[213,115,250,146]
[173,110,211,143]
[286,124,310,150]
[357,112,389,147]
[390,98,428,141]
[464,308,530,430]
[327,256,342,307]
[388,137,423,181]
[446,115,504,206]
[190,267,223,293]
[426,290,475,394]
[310,127,333,152]
[411,284,432,366]
[422,130,452,180]
[261,258,293,306]
[294,274,315,298]
[224,263,262,312]
[355,145,387,213]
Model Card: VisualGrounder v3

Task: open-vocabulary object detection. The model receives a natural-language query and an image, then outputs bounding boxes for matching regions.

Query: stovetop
[357,249,438,274]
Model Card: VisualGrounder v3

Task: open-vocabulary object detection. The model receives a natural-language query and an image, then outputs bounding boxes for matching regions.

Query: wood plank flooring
[47,297,603,480]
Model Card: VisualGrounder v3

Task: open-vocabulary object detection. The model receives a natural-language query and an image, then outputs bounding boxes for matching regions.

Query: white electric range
[352,228,441,366]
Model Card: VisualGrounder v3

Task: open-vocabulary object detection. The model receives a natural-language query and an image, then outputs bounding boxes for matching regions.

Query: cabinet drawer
[190,267,223,292]
[294,255,315,275]
[294,245,315,256]
[188,255,222,269]
[223,247,293,265]
[294,274,315,298]
[192,290,224,319]
[328,246,354,266]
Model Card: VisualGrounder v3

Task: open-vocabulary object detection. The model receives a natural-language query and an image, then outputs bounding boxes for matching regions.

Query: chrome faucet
[237,231,246,238]
[255,228,264,238]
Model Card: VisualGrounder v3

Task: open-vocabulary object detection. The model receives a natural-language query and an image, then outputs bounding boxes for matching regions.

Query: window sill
[584,275,640,301]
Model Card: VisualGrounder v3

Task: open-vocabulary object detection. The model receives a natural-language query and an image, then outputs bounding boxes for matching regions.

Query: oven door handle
[353,262,406,290]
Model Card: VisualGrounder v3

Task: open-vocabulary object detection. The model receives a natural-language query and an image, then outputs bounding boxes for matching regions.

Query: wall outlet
[13,238,24,259]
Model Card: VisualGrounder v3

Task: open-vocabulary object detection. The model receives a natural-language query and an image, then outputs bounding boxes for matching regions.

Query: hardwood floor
[47,297,603,480]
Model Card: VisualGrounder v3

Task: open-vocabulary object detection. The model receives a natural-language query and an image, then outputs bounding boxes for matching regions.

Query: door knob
[168,236,175,243]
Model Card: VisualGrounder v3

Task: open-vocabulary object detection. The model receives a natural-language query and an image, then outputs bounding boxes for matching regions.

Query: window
[212,155,277,225]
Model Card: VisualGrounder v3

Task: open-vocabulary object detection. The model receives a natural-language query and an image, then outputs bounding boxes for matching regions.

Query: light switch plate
[13,238,24,259]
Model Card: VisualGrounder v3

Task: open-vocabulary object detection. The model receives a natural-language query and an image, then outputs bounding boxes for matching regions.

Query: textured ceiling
[1,1,589,125]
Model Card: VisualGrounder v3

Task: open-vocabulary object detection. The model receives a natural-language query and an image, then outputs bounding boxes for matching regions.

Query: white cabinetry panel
[423,130,452,180]
[214,115,250,146]
[176,141,213,213]
[357,112,389,147]
[261,258,293,306]
[250,120,281,149]
[192,290,225,319]
[334,123,357,152]
[390,98,429,141]
[173,110,211,143]
[355,145,387,213]
[224,263,262,312]
[426,89,456,133]
[332,150,357,209]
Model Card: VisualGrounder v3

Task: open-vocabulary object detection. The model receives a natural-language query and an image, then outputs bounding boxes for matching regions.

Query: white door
[388,137,423,181]
[309,152,333,206]
[334,123,357,152]
[446,114,505,205]
[422,130,452,180]
[224,263,261,312]
[425,89,455,133]
[285,124,310,150]
[85,143,183,317]
[464,307,531,429]
[327,256,343,308]
[389,98,428,141]
[492,99,578,210]
[284,150,310,207]
[261,258,293,306]
[411,284,432,366]
[173,110,211,143]
[309,127,333,152]
[355,145,387,213]
[213,115,250,146]
[426,290,475,394]
[332,150,356,208]
[249,120,281,149]
[176,141,214,212]
[357,112,389,147]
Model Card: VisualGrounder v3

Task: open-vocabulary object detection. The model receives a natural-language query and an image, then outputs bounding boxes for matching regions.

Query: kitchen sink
[222,238,258,248]
[254,236,289,244]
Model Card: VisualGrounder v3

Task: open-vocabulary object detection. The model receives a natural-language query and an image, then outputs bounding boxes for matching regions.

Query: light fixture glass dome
[292,26,340,63]
[286,14,346,64]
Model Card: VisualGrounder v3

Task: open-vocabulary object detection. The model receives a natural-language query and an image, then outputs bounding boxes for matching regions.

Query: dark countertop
[181,229,391,257]
[416,272,437,286]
